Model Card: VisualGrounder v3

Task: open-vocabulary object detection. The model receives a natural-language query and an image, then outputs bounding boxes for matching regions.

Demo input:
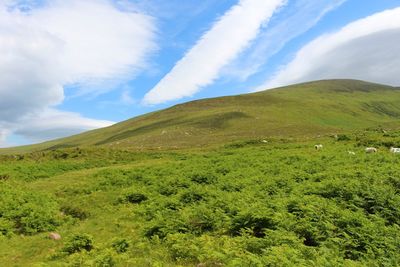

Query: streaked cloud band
[143,0,285,105]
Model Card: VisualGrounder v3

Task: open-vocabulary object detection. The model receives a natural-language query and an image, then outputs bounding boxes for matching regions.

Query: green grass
[2,79,400,154]
[1,130,400,266]
[1,79,400,266]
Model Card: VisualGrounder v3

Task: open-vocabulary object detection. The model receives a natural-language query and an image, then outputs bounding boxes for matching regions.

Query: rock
[49,232,61,240]
[196,263,223,267]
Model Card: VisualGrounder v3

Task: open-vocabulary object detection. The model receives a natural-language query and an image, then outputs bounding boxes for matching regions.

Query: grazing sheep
[48,232,61,240]
[314,144,323,150]
[390,147,400,153]
[365,147,377,153]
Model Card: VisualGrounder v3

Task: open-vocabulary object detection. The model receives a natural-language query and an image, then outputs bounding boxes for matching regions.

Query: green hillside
[3,79,400,153]
[1,79,400,266]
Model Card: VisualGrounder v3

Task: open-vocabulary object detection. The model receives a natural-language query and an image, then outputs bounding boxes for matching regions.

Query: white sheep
[390,147,400,153]
[365,147,378,153]
[314,144,323,150]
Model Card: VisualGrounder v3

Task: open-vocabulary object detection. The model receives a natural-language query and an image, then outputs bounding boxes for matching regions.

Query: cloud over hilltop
[256,7,400,90]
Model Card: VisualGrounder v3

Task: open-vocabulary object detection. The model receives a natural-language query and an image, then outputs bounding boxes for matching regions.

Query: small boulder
[49,232,61,240]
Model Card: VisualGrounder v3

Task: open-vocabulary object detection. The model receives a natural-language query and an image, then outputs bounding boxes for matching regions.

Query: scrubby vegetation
[63,234,94,254]
[1,130,400,266]
[0,184,59,235]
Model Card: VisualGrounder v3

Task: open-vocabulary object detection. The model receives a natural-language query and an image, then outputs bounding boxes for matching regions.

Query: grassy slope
[1,133,400,266]
[2,79,400,154]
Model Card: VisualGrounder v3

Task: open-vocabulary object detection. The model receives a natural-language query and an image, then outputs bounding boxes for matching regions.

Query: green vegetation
[1,80,400,266]
[2,79,400,154]
[1,129,400,266]
[0,184,59,235]
[63,234,94,254]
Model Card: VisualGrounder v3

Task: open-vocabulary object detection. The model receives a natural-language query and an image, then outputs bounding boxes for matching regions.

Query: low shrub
[336,134,351,141]
[63,233,94,254]
[230,211,276,238]
[111,238,130,253]
[144,225,167,239]
[0,185,59,234]
[120,192,148,204]
[0,218,14,237]
[95,250,116,267]
[61,205,89,220]
[189,172,216,184]
[180,191,204,204]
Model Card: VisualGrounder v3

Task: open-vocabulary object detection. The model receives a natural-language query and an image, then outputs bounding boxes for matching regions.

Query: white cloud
[0,8,65,121]
[0,0,156,145]
[143,0,285,105]
[223,0,346,81]
[33,0,156,85]
[0,128,11,147]
[14,109,114,142]
[257,7,400,90]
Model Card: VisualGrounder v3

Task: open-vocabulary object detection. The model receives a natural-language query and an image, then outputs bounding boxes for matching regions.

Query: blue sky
[1,0,400,147]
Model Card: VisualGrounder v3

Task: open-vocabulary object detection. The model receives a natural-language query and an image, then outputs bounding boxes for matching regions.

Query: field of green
[1,80,400,266]
[1,129,400,266]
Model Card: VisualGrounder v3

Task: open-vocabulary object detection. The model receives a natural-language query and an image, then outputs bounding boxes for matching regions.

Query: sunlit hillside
[2,79,400,154]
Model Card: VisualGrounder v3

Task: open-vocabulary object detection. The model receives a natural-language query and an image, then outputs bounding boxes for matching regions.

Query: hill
[3,79,400,153]
[1,79,400,266]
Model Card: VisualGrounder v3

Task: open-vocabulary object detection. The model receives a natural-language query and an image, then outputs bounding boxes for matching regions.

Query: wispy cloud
[256,7,400,90]
[143,0,285,105]
[120,89,136,105]
[224,0,346,81]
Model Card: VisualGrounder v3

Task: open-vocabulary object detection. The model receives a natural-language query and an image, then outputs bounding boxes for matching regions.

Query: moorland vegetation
[1,80,400,266]
[1,129,400,266]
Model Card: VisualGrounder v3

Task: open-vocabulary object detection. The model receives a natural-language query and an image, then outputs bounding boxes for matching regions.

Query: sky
[1,0,400,147]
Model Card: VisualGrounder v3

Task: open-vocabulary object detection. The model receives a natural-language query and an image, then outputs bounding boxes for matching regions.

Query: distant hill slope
[3,79,400,153]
